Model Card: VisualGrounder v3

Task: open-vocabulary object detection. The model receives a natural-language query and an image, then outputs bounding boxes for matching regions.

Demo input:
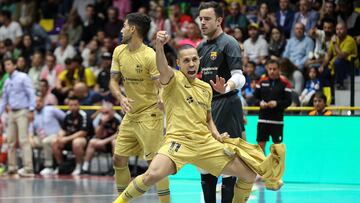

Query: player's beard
[121,34,132,44]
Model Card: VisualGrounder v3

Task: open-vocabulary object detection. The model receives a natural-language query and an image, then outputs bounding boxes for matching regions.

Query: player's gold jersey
[111,44,160,116]
[163,70,212,137]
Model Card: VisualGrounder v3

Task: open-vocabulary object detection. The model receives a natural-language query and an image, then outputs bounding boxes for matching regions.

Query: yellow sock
[232,179,254,203]
[115,174,150,202]
[156,177,170,203]
[114,166,131,194]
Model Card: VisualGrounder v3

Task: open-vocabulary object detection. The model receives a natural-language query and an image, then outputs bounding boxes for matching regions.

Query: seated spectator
[94,52,112,99]
[275,0,294,38]
[283,22,314,71]
[61,11,83,46]
[254,3,274,37]
[291,0,319,36]
[104,7,123,40]
[72,82,102,106]
[176,22,203,48]
[306,18,335,69]
[308,92,332,115]
[16,55,29,73]
[13,0,37,28]
[81,102,122,173]
[28,51,44,90]
[54,33,77,66]
[4,38,21,60]
[18,34,34,64]
[320,22,358,90]
[268,27,287,60]
[299,67,321,106]
[81,39,100,73]
[243,74,259,106]
[52,96,88,176]
[316,0,336,28]
[243,23,269,76]
[337,0,360,39]
[40,52,64,91]
[279,58,304,96]
[0,10,23,46]
[58,55,96,89]
[54,58,75,104]
[148,5,171,41]
[232,27,245,55]
[29,96,65,175]
[38,79,58,105]
[81,4,104,44]
[224,2,248,33]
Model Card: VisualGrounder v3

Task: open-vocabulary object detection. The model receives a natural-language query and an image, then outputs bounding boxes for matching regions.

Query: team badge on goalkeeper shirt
[210,51,217,60]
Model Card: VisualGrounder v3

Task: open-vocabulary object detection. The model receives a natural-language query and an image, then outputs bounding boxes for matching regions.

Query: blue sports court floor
[1,175,359,203]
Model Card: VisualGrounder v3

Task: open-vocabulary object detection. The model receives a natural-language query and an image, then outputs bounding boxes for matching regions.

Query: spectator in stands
[337,0,360,39]
[279,58,304,97]
[18,34,34,64]
[54,33,77,66]
[0,41,9,61]
[283,22,314,71]
[52,96,88,176]
[224,2,248,33]
[81,39,100,72]
[100,36,115,54]
[0,63,8,97]
[28,51,44,90]
[29,96,65,175]
[72,82,102,106]
[62,11,83,46]
[320,22,358,90]
[317,0,336,28]
[16,55,29,73]
[4,38,21,60]
[113,0,131,21]
[104,7,123,40]
[94,52,112,99]
[40,52,64,91]
[291,0,319,36]
[176,22,203,48]
[168,3,193,39]
[268,27,287,60]
[233,27,245,55]
[70,55,96,88]
[275,0,294,38]
[0,0,16,16]
[308,92,332,115]
[243,23,269,76]
[81,4,104,44]
[13,0,37,29]
[0,10,23,46]
[255,2,274,37]
[28,18,52,52]
[38,79,58,105]
[0,58,36,177]
[306,18,335,69]
[254,59,292,152]
[71,0,96,23]
[148,5,171,41]
[82,102,121,173]
[299,67,321,106]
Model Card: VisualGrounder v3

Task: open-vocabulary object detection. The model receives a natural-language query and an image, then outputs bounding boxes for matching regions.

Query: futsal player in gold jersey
[109,13,170,203]
[113,31,285,203]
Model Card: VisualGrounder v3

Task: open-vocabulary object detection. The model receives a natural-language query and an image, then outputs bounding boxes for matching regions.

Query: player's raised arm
[155,31,174,85]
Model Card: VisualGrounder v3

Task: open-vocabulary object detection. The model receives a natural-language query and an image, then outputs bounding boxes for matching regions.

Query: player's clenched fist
[156,31,170,45]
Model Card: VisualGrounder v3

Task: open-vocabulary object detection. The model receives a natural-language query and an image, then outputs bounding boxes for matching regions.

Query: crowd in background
[0,0,359,176]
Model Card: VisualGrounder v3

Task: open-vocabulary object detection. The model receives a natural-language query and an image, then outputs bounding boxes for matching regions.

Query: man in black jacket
[254,59,292,152]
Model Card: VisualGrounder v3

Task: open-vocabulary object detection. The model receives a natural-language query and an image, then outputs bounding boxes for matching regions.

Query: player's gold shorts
[157,133,234,177]
[114,112,164,160]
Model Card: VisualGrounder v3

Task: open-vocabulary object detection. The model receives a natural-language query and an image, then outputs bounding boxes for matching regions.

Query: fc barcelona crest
[135,65,143,73]
[210,51,217,60]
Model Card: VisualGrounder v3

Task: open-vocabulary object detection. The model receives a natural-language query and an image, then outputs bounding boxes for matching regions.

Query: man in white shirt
[0,10,23,46]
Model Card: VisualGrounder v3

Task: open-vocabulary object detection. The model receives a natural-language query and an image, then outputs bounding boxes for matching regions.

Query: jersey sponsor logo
[262,83,270,87]
[210,51,217,60]
[135,64,143,74]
